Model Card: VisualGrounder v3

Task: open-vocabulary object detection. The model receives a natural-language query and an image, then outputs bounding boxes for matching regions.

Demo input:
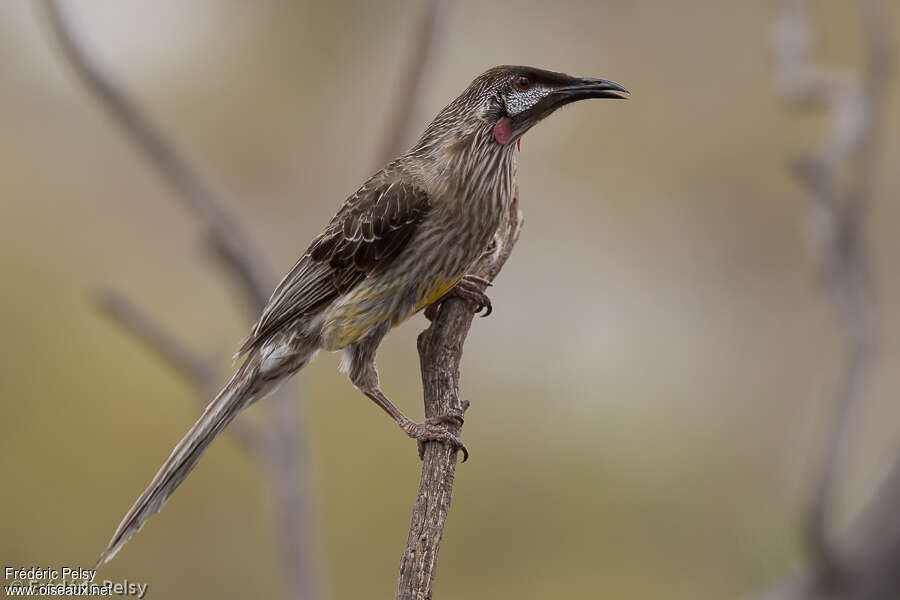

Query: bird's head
[421,65,628,153]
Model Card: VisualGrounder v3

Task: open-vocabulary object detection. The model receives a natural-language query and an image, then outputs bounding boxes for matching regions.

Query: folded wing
[239,177,431,354]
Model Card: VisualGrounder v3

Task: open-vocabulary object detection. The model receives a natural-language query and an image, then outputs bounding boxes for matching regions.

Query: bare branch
[372,2,510,594]
[95,288,263,452]
[39,3,320,598]
[764,0,894,595]
[39,0,274,310]
[396,194,523,600]
[757,454,900,600]
[96,288,216,390]
[374,0,454,166]
[265,392,322,600]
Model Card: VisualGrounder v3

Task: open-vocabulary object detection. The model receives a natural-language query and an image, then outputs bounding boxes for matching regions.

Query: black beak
[508,74,629,139]
[552,78,630,101]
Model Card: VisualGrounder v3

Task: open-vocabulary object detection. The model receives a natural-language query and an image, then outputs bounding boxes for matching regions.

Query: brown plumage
[96,65,628,567]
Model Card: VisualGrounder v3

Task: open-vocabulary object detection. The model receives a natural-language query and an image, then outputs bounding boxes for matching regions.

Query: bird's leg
[361,387,468,461]
[345,329,468,461]
[424,274,493,321]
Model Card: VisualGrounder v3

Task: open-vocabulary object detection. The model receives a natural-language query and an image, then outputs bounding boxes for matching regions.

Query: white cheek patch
[505,85,550,116]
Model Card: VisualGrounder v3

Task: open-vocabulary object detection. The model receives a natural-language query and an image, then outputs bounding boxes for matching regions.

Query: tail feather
[95,353,266,569]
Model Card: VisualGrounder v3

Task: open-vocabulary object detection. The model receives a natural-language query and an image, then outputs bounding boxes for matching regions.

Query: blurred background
[2,1,899,598]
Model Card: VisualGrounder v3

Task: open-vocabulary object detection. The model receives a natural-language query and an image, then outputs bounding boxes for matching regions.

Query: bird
[95,65,628,568]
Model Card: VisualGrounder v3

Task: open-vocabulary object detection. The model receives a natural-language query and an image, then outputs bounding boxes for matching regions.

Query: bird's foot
[424,275,493,321]
[402,409,468,462]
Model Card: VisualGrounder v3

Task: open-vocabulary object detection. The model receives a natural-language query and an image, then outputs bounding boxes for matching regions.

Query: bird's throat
[493,117,513,145]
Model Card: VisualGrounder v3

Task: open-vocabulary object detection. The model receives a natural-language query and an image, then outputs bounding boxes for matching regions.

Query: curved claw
[409,412,469,462]
[416,434,469,462]
[456,281,493,317]
[459,443,470,462]
[424,275,494,321]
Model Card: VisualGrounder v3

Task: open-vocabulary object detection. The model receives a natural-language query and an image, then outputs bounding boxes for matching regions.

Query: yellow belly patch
[323,275,464,349]
[415,275,463,313]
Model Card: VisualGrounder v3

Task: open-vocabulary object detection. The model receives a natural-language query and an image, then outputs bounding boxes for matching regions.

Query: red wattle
[493,117,513,145]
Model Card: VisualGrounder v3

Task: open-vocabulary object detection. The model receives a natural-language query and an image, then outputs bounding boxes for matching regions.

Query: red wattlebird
[96,66,628,567]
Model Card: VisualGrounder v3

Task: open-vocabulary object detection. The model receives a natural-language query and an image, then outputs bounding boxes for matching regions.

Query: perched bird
[96,65,628,567]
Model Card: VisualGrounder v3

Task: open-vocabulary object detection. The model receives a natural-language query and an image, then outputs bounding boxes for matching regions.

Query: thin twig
[267,390,320,600]
[95,288,261,452]
[39,3,319,599]
[96,288,216,390]
[396,194,523,600]
[374,0,454,166]
[756,454,900,600]
[40,0,273,308]
[764,0,893,596]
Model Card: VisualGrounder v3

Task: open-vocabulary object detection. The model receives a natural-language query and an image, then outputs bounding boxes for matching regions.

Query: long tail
[95,350,280,568]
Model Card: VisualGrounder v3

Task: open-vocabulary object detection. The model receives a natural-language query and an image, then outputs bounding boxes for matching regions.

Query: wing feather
[238,176,430,355]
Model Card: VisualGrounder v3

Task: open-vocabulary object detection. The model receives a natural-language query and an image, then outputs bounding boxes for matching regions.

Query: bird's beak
[552,78,630,101]
[509,76,629,139]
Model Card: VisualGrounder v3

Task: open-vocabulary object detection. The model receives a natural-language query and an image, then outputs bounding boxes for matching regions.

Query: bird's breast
[319,152,515,350]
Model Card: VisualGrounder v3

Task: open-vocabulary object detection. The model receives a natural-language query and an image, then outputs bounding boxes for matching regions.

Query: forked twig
[39,2,318,598]
[40,0,273,308]
[760,0,894,597]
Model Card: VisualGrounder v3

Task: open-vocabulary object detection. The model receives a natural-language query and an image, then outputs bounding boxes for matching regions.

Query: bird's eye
[515,76,531,91]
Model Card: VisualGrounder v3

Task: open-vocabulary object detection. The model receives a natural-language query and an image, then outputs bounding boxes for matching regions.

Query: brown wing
[238,177,431,355]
